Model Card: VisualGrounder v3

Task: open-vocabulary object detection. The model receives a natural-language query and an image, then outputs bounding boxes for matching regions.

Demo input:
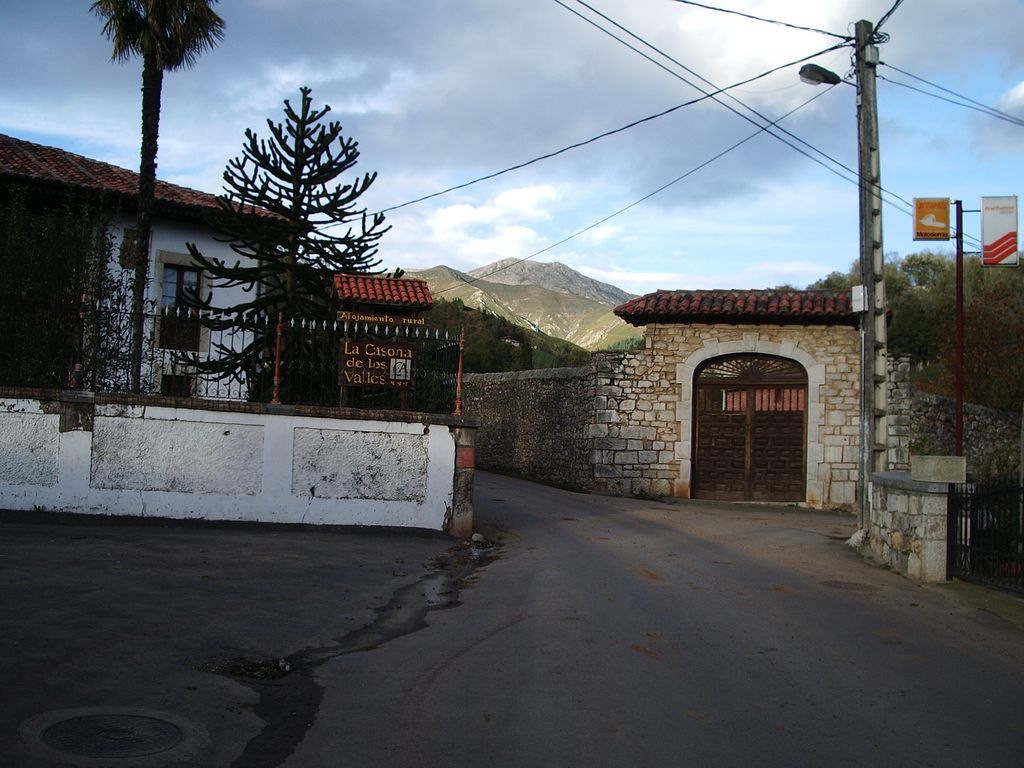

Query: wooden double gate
[692,354,807,502]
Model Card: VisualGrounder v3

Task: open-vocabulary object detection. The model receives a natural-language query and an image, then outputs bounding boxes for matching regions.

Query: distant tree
[899,251,952,288]
[944,279,1024,412]
[888,286,946,363]
[422,299,589,372]
[92,0,225,392]
[806,269,856,291]
[805,251,1024,409]
[185,86,391,399]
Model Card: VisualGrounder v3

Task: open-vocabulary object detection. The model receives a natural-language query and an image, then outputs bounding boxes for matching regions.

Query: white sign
[982,196,1018,266]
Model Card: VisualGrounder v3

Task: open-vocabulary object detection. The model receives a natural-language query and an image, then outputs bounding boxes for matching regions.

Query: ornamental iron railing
[947,477,1024,594]
[1,306,464,416]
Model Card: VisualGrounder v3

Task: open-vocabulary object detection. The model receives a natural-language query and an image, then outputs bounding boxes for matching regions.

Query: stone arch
[674,334,826,505]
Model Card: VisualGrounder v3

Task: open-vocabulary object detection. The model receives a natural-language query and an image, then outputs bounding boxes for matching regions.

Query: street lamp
[798,63,842,87]
[801,20,888,529]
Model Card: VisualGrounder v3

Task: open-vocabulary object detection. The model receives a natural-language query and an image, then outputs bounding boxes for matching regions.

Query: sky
[2,0,1023,296]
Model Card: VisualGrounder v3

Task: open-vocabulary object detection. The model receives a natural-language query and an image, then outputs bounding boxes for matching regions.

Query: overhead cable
[874,0,906,32]
[567,1,944,230]
[563,1,875,201]
[668,0,850,40]
[373,42,848,217]
[434,87,837,296]
[880,63,1024,128]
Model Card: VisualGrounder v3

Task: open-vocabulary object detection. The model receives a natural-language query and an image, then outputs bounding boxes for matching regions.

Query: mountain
[467,258,635,308]
[407,261,642,351]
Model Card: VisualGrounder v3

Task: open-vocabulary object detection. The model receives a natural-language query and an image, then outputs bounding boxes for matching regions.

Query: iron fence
[947,477,1024,594]
[2,305,464,415]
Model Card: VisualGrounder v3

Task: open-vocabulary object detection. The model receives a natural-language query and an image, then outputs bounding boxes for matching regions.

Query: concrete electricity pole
[855,18,888,527]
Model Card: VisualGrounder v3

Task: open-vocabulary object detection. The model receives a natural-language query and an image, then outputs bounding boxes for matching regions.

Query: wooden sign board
[340,338,416,389]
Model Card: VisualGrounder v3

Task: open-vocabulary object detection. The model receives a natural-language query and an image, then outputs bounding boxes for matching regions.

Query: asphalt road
[3,472,1023,767]
[294,472,1024,768]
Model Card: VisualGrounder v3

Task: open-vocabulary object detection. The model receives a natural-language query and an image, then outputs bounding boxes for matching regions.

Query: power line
[567,1,988,247]
[372,43,846,217]
[880,63,1024,128]
[433,87,836,297]
[667,0,850,40]
[564,1,873,201]
[874,0,906,32]
[435,3,927,292]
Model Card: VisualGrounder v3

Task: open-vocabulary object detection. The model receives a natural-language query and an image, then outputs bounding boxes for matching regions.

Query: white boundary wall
[0,398,461,530]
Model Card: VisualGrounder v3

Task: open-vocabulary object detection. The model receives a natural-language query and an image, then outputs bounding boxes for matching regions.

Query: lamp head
[799,63,842,86]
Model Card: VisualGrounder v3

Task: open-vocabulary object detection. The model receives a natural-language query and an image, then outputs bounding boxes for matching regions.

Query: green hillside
[422,298,590,373]
[409,265,642,350]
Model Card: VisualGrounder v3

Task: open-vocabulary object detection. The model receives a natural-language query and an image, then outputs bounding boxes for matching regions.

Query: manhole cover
[41,714,183,758]
[21,707,207,766]
[821,580,880,592]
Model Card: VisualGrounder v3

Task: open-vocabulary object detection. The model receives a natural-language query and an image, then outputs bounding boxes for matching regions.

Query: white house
[0,132,252,396]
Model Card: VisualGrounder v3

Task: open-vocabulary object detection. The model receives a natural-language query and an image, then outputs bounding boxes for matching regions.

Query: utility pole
[855,19,888,527]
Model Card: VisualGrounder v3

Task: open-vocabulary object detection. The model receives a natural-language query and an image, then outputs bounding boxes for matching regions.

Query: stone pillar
[448,425,476,539]
[887,355,913,471]
[867,471,949,583]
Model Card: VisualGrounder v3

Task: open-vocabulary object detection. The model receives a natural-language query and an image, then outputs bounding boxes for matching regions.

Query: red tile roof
[334,274,433,309]
[615,289,857,327]
[0,132,222,218]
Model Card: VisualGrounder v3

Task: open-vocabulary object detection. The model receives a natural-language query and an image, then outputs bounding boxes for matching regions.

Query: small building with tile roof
[334,274,433,327]
[587,287,865,509]
[0,132,224,220]
[0,132,252,396]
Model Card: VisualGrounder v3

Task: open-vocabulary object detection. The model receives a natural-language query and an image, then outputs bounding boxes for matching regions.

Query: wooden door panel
[693,356,807,503]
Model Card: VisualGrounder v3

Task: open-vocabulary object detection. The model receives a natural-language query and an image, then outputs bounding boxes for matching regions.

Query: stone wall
[887,355,1022,479]
[886,356,914,471]
[463,367,592,490]
[466,321,862,507]
[587,349,681,497]
[869,472,948,582]
[611,323,861,506]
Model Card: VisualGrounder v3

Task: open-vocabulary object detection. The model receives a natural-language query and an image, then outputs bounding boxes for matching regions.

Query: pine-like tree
[186,86,391,401]
[189,86,389,313]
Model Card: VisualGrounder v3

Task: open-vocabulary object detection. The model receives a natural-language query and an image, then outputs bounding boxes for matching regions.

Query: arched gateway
[611,288,862,508]
[693,354,807,502]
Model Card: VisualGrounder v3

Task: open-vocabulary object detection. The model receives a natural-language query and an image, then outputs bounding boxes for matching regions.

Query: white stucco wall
[0,398,458,530]
[104,214,260,399]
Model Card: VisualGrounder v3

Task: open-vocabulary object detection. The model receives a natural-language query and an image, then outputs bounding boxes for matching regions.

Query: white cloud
[429,186,558,235]
[578,225,621,244]
[999,80,1024,112]
[461,225,546,262]
[4,0,1024,294]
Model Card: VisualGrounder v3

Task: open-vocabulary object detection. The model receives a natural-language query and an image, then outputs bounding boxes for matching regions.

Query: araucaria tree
[188,86,390,316]
[186,86,391,400]
[92,0,225,392]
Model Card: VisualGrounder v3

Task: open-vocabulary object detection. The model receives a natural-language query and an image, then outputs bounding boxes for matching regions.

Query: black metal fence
[947,477,1024,594]
[2,306,464,415]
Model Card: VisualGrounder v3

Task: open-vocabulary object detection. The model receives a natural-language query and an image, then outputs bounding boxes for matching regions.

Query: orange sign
[913,198,950,241]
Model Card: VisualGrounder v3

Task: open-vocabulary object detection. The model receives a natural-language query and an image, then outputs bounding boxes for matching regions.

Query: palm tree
[92,0,225,392]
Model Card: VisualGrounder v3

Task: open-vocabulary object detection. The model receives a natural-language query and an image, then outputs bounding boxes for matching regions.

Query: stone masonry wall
[466,322,862,508]
[597,323,862,506]
[587,349,679,497]
[887,354,1022,479]
[886,356,913,471]
[463,367,593,490]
